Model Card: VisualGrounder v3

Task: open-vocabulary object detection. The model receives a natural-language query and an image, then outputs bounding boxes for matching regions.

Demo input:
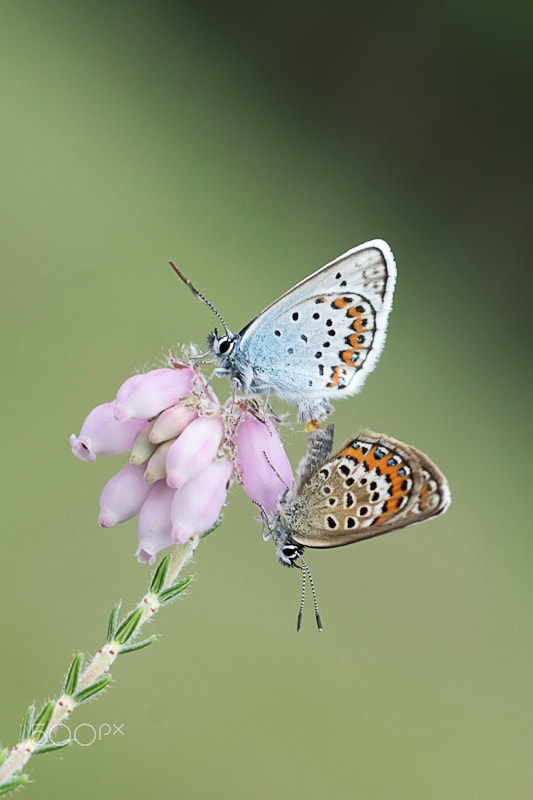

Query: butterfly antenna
[251,499,271,540]
[296,565,306,632]
[169,261,231,336]
[262,450,292,493]
[297,554,323,632]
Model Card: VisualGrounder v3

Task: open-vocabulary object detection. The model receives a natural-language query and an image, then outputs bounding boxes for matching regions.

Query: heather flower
[98,463,152,528]
[69,403,146,462]
[234,412,293,515]
[165,416,224,489]
[71,357,292,564]
[136,480,177,563]
[170,457,233,543]
[150,404,197,443]
[112,367,194,421]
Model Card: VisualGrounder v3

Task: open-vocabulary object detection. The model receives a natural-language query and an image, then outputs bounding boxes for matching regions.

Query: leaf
[200,515,223,539]
[114,608,143,645]
[106,602,122,644]
[33,740,70,755]
[19,705,35,741]
[31,701,55,744]
[118,636,157,655]
[73,676,112,704]
[0,775,29,795]
[149,554,170,594]
[63,653,83,696]
[158,576,193,605]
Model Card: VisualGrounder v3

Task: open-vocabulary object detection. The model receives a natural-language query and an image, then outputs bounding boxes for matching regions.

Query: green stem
[0,540,195,794]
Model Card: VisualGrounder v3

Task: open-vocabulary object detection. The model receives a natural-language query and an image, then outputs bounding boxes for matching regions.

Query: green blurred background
[1,1,531,798]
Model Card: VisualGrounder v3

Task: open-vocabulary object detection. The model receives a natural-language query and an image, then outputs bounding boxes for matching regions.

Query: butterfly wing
[410,447,452,520]
[237,240,396,416]
[284,430,450,548]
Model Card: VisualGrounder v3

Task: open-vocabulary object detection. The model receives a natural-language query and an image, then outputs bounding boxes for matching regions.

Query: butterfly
[264,424,451,630]
[171,240,396,423]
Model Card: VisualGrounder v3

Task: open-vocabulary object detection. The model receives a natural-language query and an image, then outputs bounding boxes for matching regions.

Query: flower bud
[98,463,152,527]
[143,440,174,483]
[149,405,198,444]
[136,481,175,564]
[129,421,158,466]
[165,416,224,489]
[235,413,293,515]
[170,457,233,543]
[113,368,194,421]
[70,402,146,462]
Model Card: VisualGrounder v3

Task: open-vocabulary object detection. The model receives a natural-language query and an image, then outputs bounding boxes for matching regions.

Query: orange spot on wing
[326,365,348,388]
[341,444,361,460]
[332,297,350,309]
[341,349,356,365]
[364,445,412,525]
[350,316,366,333]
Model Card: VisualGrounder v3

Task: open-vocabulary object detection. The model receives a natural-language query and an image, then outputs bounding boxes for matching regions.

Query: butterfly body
[267,424,451,569]
[204,240,396,422]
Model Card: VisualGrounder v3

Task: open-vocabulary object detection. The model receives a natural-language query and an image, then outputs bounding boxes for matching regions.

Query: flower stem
[0,541,195,794]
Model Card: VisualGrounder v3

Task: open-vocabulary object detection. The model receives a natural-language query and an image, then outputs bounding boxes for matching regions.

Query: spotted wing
[238,240,396,400]
[286,431,450,548]
[409,448,451,521]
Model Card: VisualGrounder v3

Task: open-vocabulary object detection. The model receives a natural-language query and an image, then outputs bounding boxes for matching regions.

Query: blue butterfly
[172,239,396,422]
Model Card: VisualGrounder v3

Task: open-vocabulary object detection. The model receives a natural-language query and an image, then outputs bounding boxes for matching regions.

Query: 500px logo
[32,722,125,747]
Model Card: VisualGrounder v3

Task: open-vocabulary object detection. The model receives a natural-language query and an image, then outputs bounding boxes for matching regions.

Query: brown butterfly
[265,424,451,630]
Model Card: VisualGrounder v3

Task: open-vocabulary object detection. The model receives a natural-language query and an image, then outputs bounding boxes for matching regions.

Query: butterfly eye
[216,335,234,355]
[206,329,234,356]
[277,543,301,568]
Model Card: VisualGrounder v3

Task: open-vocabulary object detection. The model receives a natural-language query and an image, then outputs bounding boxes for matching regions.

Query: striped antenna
[169,261,231,336]
[297,554,323,632]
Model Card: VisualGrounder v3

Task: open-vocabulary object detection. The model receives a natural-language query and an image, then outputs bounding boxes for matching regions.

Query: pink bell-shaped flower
[113,367,194,421]
[70,402,146,462]
[70,358,294,563]
[235,413,293,515]
[165,416,224,489]
[136,481,176,565]
[170,457,233,544]
[98,463,152,528]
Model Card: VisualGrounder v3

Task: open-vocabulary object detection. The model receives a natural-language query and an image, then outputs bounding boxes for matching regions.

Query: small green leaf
[31,701,55,744]
[34,740,70,755]
[114,607,143,645]
[118,635,157,655]
[20,704,35,740]
[0,775,29,795]
[158,575,193,605]
[106,602,122,644]
[149,554,170,594]
[200,515,223,539]
[74,675,111,704]
[64,653,83,696]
